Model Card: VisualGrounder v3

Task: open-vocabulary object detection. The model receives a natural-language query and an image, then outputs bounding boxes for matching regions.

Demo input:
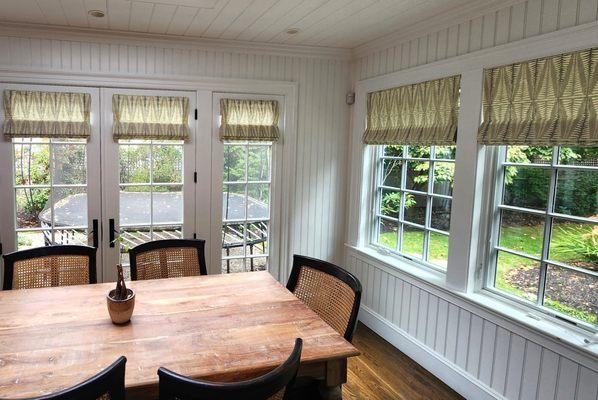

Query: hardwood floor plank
[344,323,464,400]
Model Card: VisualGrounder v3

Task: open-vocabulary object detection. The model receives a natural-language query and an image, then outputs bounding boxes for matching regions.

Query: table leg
[318,358,346,400]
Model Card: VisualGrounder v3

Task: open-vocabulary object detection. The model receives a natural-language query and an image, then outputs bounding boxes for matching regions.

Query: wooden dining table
[0,271,359,399]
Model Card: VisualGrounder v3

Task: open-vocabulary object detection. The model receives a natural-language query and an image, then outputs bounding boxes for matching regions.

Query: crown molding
[0,22,352,61]
[351,0,527,59]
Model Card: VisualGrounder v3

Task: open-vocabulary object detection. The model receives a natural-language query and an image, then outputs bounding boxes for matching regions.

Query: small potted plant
[106,264,135,325]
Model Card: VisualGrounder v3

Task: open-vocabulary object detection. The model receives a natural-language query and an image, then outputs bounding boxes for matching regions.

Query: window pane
[432,162,454,196]
[557,146,598,166]
[435,146,456,160]
[222,223,245,258]
[223,145,246,182]
[120,186,151,226]
[384,145,403,157]
[222,258,245,274]
[247,221,268,256]
[503,166,550,210]
[152,226,183,241]
[403,193,426,226]
[428,231,449,269]
[406,161,429,192]
[554,169,597,220]
[13,143,50,185]
[52,144,86,185]
[506,146,553,164]
[549,220,597,272]
[380,189,401,219]
[153,186,183,225]
[120,227,152,251]
[375,218,397,249]
[495,250,540,303]
[431,198,451,232]
[247,145,271,181]
[402,226,424,259]
[53,187,87,228]
[498,210,544,257]
[223,184,246,220]
[544,265,597,325]
[407,145,430,158]
[152,145,182,183]
[382,158,403,188]
[16,188,51,229]
[247,183,270,212]
[247,257,268,272]
[119,144,150,184]
[17,230,49,250]
[52,228,88,246]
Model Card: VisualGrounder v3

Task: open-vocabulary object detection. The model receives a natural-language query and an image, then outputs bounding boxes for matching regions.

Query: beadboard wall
[347,0,598,399]
[0,27,351,270]
[352,0,598,80]
[345,248,598,400]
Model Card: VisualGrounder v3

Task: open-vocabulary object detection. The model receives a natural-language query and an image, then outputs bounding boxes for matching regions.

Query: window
[372,144,455,270]
[117,139,184,269]
[488,145,598,328]
[12,137,89,250]
[221,141,271,273]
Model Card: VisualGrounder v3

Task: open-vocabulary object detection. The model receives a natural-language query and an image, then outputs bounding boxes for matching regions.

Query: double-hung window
[364,75,461,271]
[479,48,598,329]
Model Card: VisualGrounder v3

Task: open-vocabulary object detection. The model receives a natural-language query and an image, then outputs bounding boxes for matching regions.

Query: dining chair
[286,255,362,341]
[2,245,97,290]
[157,338,302,400]
[12,356,126,400]
[129,239,207,281]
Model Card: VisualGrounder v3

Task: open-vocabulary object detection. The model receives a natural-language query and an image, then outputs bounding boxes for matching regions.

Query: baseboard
[358,305,503,400]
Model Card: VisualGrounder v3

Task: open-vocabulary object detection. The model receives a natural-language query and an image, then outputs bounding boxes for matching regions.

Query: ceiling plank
[106,0,131,31]
[183,0,229,37]
[147,4,177,34]
[201,0,253,38]
[219,0,279,40]
[129,1,154,33]
[166,5,200,36]
[36,0,69,26]
[60,0,89,27]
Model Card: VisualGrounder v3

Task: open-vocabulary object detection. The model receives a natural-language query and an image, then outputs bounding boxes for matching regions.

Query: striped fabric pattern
[112,94,190,141]
[478,47,598,146]
[220,98,280,142]
[3,90,91,139]
[363,75,461,145]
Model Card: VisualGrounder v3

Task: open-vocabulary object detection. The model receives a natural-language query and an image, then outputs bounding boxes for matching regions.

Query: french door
[100,88,196,282]
[0,84,102,281]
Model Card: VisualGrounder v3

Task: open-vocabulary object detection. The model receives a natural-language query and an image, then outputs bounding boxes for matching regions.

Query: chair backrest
[15,356,126,400]
[129,239,207,281]
[286,255,362,341]
[157,338,302,400]
[2,245,97,290]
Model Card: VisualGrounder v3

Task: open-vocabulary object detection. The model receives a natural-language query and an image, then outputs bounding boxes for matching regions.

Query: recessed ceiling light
[286,27,299,35]
[88,10,105,18]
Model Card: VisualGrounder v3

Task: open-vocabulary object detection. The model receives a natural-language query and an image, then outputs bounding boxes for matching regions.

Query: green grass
[378,223,597,325]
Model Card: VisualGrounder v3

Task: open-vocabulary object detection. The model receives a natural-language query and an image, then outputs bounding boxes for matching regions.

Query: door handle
[109,218,116,248]
[91,219,99,248]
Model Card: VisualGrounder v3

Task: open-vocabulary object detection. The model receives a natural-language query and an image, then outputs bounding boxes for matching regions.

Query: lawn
[379,223,597,325]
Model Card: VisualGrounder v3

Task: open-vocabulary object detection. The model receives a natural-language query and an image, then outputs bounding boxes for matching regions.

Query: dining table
[0,271,359,399]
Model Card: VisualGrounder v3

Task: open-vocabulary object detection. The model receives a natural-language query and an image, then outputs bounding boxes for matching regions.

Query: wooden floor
[343,323,464,400]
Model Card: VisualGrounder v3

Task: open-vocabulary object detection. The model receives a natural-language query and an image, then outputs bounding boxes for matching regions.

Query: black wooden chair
[285,255,362,400]
[129,239,207,281]
[14,356,126,400]
[2,245,97,290]
[157,338,302,400]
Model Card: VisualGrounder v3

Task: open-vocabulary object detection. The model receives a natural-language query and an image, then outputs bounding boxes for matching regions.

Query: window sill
[347,244,598,359]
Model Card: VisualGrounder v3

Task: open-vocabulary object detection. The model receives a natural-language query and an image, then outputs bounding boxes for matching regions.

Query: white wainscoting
[345,247,598,400]
[0,26,351,272]
[353,0,598,80]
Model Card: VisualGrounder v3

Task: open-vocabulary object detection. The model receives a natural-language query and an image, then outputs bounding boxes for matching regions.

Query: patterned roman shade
[478,47,598,146]
[363,75,461,145]
[220,98,280,141]
[3,90,91,139]
[112,94,190,141]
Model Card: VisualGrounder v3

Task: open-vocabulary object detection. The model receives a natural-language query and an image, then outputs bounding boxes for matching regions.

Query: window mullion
[398,145,408,252]
[424,148,435,262]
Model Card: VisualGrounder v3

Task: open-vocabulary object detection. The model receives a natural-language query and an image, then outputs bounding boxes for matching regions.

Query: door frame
[0,83,101,283]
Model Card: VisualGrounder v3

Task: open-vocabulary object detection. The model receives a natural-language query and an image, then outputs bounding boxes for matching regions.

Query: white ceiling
[0,0,509,49]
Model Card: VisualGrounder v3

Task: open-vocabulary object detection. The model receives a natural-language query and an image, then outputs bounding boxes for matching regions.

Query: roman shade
[478,47,598,146]
[112,94,190,141]
[3,90,91,139]
[219,98,280,141]
[363,75,461,145]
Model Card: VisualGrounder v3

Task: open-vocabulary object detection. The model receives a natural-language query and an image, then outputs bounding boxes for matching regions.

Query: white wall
[0,26,352,270]
[347,0,598,399]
